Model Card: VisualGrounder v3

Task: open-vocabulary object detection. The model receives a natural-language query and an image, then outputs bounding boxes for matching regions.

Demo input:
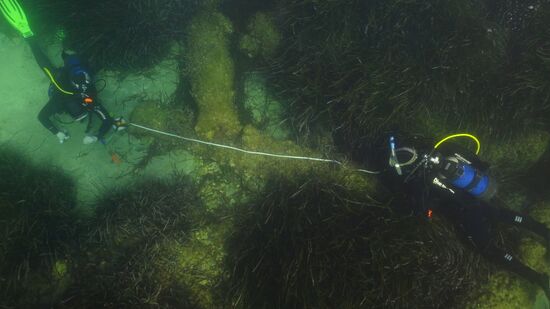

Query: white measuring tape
[129,123,382,174]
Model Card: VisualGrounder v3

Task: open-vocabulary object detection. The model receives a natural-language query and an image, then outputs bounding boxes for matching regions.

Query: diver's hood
[63,53,92,91]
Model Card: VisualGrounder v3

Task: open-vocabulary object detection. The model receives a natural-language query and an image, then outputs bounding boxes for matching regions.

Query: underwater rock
[481,129,550,174]
[245,126,363,186]
[238,125,328,177]
[185,11,241,141]
[240,125,375,190]
[529,202,550,276]
[531,201,550,228]
[127,100,196,174]
[155,223,229,308]
[239,12,281,60]
[465,271,535,309]
[140,149,202,180]
[187,123,384,209]
[243,72,290,140]
[68,177,204,307]
[129,100,195,141]
[196,161,247,211]
[519,236,550,275]
[97,50,181,113]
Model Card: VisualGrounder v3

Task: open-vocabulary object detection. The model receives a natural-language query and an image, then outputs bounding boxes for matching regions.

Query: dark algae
[0,147,79,307]
[223,176,487,308]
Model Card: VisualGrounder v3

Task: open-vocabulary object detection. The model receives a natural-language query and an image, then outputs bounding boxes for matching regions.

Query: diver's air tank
[437,155,497,201]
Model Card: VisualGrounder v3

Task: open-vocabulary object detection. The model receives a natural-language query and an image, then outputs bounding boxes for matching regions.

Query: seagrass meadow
[0,0,550,308]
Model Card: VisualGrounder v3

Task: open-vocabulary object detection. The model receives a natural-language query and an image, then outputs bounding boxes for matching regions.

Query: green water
[0,0,549,307]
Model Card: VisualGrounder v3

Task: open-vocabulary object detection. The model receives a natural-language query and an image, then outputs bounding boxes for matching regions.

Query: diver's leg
[65,99,88,121]
[26,37,55,74]
[85,111,93,133]
[488,205,550,240]
[93,104,113,140]
[463,205,550,297]
[38,99,62,135]
[462,210,550,296]
[461,203,492,249]
[483,245,549,297]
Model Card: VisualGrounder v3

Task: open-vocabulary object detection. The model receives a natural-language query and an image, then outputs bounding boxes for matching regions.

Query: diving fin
[0,0,34,38]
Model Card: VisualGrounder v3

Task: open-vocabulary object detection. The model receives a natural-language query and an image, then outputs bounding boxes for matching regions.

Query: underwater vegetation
[265,0,547,164]
[238,12,281,60]
[0,147,79,307]
[0,0,549,307]
[0,147,229,307]
[480,129,550,177]
[223,175,488,308]
[504,2,550,129]
[465,271,537,308]
[130,100,195,137]
[184,10,241,141]
[63,176,204,307]
[20,0,199,70]
[128,100,197,171]
[484,0,544,33]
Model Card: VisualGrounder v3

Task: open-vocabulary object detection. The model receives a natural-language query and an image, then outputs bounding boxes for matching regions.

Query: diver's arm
[38,101,60,134]
[25,37,55,75]
[93,104,113,140]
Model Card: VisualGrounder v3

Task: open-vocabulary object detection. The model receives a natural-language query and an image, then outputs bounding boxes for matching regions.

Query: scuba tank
[432,153,497,201]
[389,135,497,201]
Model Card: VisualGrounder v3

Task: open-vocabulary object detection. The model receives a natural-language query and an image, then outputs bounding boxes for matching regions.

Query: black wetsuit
[392,138,550,290]
[429,189,549,289]
[26,37,112,140]
[457,199,549,287]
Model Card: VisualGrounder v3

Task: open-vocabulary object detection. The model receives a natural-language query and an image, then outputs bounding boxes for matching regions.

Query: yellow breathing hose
[43,67,74,95]
[434,133,481,155]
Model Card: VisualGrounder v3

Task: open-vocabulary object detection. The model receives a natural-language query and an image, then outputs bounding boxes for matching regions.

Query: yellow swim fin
[0,0,34,38]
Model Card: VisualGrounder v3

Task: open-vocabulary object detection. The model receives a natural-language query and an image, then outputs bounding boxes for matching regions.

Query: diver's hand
[56,131,70,144]
[83,135,98,145]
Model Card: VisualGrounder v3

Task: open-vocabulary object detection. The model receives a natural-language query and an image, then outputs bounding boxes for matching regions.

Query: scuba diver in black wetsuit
[386,134,550,298]
[26,37,114,144]
[0,0,127,144]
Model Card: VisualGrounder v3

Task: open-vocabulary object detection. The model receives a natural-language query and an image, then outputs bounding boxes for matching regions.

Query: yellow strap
[434,133,481,155]
[43,67,74,95]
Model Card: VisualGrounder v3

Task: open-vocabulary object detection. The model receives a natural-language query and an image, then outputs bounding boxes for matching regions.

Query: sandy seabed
[0,33,183,211]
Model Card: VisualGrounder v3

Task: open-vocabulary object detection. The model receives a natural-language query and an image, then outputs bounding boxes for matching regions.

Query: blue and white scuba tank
[436,154,497,201]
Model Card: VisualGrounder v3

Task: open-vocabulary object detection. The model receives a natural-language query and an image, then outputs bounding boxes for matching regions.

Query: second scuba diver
[0,0,130,145]
[386,134,550,299]
[27,37,113,145]
[0,0,113,144]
